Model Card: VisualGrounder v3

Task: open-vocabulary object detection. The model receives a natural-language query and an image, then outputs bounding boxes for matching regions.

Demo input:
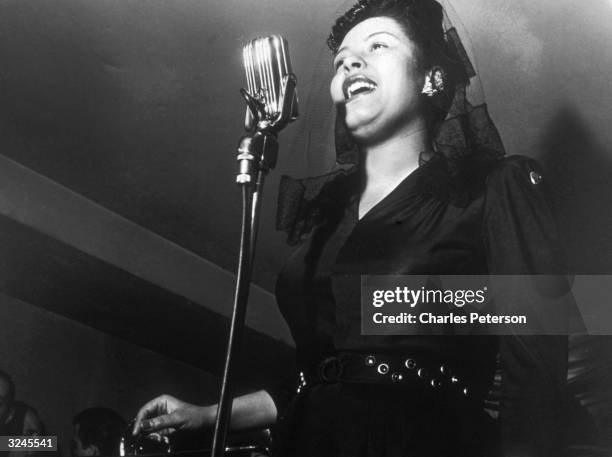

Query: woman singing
[133,1,570,455]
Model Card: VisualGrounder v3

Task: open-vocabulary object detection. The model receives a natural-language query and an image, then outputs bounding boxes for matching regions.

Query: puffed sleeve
[483,156,569,456]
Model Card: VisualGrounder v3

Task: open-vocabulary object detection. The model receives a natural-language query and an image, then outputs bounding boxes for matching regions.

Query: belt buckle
[318,356,343,383]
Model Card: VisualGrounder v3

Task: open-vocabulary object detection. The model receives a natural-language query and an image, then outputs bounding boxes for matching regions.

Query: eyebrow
[334,31,400,56]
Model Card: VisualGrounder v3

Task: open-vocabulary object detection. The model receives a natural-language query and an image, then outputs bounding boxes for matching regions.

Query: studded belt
[297,353,471,398]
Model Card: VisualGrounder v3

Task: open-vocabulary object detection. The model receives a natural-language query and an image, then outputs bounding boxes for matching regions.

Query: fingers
[146,432,173,443]
[133,395,173,435]
[155,428,176,438]
[139,412,181,434]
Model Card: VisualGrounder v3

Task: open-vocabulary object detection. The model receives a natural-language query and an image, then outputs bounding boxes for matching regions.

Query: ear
[421,66,446,97]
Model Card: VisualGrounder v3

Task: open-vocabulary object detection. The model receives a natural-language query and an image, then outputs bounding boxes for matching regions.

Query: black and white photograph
[0,0,611,456]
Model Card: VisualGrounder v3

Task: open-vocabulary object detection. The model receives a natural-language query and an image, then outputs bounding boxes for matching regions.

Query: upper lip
[342,74,377,101]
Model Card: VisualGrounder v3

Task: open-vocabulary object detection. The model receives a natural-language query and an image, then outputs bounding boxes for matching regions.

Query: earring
[421,67,446,97]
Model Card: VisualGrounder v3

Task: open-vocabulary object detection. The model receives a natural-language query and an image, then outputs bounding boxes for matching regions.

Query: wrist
[199,405,217,428]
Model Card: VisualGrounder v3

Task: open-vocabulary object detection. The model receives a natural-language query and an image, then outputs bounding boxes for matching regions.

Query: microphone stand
[210,75,296,457]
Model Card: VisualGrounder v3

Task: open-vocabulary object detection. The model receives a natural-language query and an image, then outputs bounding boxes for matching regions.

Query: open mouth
[343,75,377,101]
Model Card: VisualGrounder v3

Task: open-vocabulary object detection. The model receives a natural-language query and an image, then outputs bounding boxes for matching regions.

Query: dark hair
[329,0,445,68]
[0,369,15,402]
[73,408,126,456]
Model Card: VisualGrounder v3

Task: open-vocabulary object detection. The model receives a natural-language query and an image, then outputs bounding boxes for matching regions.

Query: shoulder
[415,153,510,207]
[482,155,558,234]
[485,155,546,193]
[277,167,358,245]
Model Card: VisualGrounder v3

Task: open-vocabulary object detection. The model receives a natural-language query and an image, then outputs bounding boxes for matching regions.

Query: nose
[342,53,364,72]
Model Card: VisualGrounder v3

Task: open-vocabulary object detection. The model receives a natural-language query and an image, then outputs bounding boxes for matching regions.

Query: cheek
[329,75,344,104]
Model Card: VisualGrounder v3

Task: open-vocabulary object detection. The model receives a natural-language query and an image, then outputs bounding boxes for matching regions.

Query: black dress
[271,155,569,457]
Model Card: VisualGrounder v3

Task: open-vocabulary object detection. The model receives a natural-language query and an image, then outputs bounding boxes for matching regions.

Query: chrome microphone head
[242,35,298,133]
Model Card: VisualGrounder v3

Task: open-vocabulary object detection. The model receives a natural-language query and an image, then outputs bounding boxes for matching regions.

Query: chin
[345,113,385,139]
[344,115,379,140]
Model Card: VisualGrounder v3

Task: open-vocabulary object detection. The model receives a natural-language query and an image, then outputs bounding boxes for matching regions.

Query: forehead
[339,16,411,47]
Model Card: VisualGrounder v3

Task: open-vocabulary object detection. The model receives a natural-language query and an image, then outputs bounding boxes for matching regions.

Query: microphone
[242,35,298,133]
[213,36,298,457]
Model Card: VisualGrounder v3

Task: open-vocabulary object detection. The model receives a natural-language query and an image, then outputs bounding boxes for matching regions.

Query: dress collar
[276,156,476,245]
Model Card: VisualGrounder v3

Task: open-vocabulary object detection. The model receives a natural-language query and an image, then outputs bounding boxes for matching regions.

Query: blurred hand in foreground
[132,395,212,437]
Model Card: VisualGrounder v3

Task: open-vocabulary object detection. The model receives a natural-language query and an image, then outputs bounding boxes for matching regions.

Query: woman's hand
[132,395,214,436]
[132,390,277,438]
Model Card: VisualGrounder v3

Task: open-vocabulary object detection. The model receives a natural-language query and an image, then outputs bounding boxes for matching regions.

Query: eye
[370,42,387,51]
[334,58,344,70]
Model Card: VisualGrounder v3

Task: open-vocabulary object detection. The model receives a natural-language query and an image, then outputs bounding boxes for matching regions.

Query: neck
[361,120,428,187]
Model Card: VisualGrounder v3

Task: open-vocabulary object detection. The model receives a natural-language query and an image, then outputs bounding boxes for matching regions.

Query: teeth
[347,80,376,99]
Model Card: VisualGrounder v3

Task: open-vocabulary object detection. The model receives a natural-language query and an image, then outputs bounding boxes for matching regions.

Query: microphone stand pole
[210,130,279,457]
